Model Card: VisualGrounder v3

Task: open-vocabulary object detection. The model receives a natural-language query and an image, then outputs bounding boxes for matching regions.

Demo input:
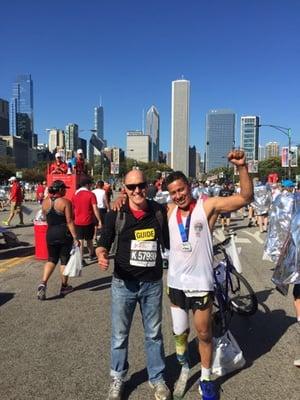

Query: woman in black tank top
[37,180,79,301]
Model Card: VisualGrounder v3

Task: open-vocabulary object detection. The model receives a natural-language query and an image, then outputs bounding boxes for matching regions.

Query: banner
[281,147,289,167]
[247,160,258,173]
[110,162,119,175]
[290,146,298,167]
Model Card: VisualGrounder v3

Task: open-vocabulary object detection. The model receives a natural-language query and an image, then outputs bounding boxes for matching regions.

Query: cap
[8,176,16,182]
[55,152,62,158]
[77,149,83,154]
[51,180,69,190]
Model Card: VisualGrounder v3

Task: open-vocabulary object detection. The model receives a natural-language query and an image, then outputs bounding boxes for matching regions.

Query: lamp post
[257,124,292,179]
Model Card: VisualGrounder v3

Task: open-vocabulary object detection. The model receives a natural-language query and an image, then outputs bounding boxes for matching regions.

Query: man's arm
[92,203,102,228]
[95,211,117,271]
[204,150,253,225]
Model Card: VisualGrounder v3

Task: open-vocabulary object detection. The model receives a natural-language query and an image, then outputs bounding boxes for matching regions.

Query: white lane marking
[214,229,251,244]
[241,230,264,244]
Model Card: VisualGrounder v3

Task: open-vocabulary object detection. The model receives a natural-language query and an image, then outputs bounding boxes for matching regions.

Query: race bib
[130,240,157,267]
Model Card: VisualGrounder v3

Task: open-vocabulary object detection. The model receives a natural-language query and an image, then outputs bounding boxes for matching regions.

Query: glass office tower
[205,110,235,172]
[240,116,259,161]
[146,105,159,162]
[10,74,34,147]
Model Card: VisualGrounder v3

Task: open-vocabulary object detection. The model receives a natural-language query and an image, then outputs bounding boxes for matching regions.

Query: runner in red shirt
[72,177,101,265]
[3,177,24,226]
[36,182,46,204]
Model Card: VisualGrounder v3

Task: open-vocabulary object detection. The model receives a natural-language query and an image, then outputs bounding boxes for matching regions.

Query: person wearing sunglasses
[96,169,170,400]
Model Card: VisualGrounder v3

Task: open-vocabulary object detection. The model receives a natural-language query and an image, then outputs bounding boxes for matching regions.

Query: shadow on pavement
[74,276,112,292]
[0,245,34,260]
[0,292,15,306]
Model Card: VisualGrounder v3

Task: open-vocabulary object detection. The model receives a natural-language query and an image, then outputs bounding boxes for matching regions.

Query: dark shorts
[98,208,107,225]
[220,212,231,218]
[47,241,72,265]
[168,287,214,313]
[293,284,300,300]
[75,223,95,240]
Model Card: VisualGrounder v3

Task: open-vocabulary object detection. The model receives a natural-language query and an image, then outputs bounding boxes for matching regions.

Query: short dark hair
[165,171,189,186]
[97,180,104,188]
[80,177,92,187]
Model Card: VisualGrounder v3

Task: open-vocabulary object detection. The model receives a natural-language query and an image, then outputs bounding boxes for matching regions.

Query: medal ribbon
[176,201,196,243]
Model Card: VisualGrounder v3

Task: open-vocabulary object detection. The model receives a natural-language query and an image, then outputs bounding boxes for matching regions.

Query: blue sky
[1,0,299,154]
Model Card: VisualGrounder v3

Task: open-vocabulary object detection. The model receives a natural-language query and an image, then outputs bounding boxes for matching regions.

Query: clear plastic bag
[212,330,246,376]
[63,245,82,277]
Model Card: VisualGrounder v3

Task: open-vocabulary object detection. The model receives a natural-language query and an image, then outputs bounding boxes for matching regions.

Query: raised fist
[227,149,246,166]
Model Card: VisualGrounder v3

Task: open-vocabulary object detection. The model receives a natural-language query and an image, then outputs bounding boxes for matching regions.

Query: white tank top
[167,199,214,291]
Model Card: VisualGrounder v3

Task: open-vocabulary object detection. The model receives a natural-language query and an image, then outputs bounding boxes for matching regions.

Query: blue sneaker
[199,380,218,400]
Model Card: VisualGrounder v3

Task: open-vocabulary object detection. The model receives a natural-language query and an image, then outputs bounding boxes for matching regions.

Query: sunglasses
[125,182,147,191]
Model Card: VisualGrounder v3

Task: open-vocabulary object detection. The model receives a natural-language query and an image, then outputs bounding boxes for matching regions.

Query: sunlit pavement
[0,205,299,399]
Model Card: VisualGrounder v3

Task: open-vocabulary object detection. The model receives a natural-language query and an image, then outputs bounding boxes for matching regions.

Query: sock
[200,366,212,381]
[297,317,300,323]
[174,331,189,369]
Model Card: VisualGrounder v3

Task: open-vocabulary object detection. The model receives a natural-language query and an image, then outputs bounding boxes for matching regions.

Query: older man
[49,153,68,174]
[96,169,170,400]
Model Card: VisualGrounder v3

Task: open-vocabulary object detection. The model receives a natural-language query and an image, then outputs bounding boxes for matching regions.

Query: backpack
[109,201,167,258]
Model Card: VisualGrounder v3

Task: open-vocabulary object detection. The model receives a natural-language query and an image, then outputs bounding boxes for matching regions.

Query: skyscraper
[265,141,279,159]
[10,74,34,147]
[205,109,235,172]
[126,131,150,163]
[48,129,65,152]
[146,105,159,162]
[240,116,259,161]
[65,123,79,153]
[171,79,190,176]
[0,99,9,135]
[94,106,104,140]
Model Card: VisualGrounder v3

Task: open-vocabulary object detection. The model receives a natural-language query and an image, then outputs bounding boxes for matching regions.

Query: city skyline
[1,1,299,155]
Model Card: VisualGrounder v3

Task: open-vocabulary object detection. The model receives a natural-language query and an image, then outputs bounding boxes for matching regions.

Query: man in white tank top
[165,150,253,400]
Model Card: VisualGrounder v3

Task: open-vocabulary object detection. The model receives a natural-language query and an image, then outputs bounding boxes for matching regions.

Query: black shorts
[293,284,300,300]
[47,241,73,265]
[75,223,95,240]
[98,208,107,225]
[220,212,231,218]
[168,287,214,313]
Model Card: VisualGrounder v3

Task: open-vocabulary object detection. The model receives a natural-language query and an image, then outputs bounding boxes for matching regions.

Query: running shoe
[37,283,46,300]
[199,380,219,400]
[107,377,124,400]
[87,254,97,262]
[2,220,9,226]
[82,259,87,267]
[60,285,73,296]
[173,367,189,399]
[294,358,300,367]
[149,381,171,400]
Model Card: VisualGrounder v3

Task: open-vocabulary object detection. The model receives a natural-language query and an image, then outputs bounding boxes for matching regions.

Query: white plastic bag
[225,236,242,273]
[63,245,82,277]
[212,330,246,376]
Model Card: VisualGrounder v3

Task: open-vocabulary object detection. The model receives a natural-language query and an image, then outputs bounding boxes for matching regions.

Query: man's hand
[227,149,246,167]
[96,247,109,271]
[110,193,127,211]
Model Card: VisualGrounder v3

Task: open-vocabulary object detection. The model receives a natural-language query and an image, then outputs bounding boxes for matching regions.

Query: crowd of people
[1,148,299,400]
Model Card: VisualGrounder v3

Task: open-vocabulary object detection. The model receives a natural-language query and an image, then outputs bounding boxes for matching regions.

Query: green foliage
[257,157,285,181]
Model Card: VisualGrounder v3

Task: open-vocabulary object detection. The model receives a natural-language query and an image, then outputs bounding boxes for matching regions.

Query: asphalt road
[0,205,299,399]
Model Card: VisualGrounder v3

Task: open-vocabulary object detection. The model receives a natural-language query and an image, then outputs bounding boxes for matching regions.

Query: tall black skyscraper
[10,74,34,147]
